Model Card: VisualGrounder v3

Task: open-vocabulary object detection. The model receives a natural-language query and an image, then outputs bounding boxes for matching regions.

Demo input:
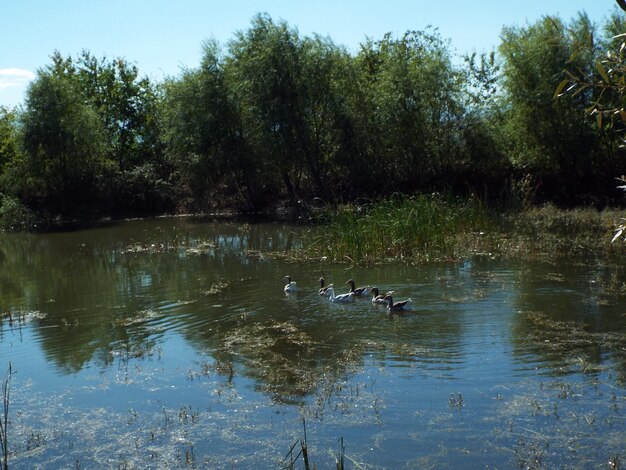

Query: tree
[0,107,19,183]
[38,51,172,215]
[225,14,308,211]
[21,71,107,215]
[499,13,602,204]
[353,29,463,193]
[162,39,254,209]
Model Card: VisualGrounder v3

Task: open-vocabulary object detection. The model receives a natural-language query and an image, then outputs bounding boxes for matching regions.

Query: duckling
[346,279,370,297]
[283,275,298,294]
[370,287,393,305]
[383,294,412,312]
[326,286,355,303]
[318,277,330,296]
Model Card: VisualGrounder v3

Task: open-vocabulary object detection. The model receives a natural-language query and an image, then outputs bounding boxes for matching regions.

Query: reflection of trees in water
[510,261,626,380]
[0,219,302,374]
[220,320,364,401]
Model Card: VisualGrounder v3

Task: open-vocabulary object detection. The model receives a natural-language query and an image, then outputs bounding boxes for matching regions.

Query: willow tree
[21,72,107,215]
[353,29,463,193]
[0,107,19,187]
[499,14,601,203]
[162,40,255,209]
[223,14,309,211]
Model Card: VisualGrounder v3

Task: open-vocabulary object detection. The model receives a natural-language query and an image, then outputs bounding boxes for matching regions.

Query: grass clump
[302,194,490,264]
[297,196,626,265]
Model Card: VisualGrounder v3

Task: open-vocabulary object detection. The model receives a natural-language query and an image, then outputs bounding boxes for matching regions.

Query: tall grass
[0,362,12,470]
[298,197,626,264]
[303,194,490,264]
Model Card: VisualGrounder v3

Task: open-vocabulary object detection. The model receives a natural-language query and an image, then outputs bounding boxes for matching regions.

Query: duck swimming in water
[318,277,330,296]
[370,287,393,305]
[325,286,355,303]
[346,279,370,297]
[383,294,412,312]
[283,275,298,294]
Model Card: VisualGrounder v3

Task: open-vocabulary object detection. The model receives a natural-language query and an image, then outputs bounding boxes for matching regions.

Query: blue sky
[0,1,619,108]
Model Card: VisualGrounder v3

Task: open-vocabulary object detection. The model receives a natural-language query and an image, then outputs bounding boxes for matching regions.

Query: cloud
[0,68,36,90]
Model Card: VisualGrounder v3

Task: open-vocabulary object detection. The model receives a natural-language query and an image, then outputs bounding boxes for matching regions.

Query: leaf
[553,78,569,98]
[620,110,626,123]
[596,60,610,84]
[571,84,588,97]
[597,112,603,129]
[612,227,624,243]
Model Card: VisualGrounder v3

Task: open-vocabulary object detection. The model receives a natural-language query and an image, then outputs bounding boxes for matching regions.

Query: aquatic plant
[0,362,12,470]
[301,194,489,264]
[297,197,626,265]
[282,419,311,470]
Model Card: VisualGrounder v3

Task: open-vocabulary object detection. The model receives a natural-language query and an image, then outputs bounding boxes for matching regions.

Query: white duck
[383,294,412,312]
[325,286,355,303]
[283,275,298,294]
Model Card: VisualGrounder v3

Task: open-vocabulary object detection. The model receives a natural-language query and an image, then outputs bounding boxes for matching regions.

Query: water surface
[0,217,625,468]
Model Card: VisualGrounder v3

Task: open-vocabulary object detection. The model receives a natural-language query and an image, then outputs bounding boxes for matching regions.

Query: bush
[0,195,39,231]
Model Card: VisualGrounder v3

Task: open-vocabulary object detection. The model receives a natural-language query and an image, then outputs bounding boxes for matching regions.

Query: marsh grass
[302,194,489,264]
[296,197,626,265]
[0,363,12,470]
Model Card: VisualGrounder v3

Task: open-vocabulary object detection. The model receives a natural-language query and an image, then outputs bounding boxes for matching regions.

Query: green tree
[40,51,172,215]
[353,30,464,193]
[21,71,107,215]
[162,40,254,209]
[225,14,310,211]
[0,107,19,183]
[499,14,601,203]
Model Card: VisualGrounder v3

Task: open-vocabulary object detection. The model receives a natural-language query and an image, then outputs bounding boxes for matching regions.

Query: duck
[383,294,412,312]
[318,277,330,296]
[283,275,298,294]
[325,286,355,303]
[370,287,393,305]
[346,279,370,297]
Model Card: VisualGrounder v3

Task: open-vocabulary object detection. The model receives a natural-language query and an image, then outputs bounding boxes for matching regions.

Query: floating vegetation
[116,309,162,327]
[218,321,375,405]
[1,310,47,329]
[522,311,626,358]
[185,241,216,256]
[201,281,230,296]
[448,392,464,409]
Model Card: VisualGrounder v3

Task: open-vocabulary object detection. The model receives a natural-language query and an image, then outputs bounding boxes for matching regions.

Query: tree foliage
[21,71,107,213]
[2,9,626,228]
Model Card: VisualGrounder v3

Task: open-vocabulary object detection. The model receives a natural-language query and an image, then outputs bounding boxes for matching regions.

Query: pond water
[0,217,625,469]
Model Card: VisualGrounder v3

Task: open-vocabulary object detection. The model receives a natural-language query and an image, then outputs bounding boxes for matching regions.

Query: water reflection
[1,218,626,468]
[1,219,625,391]
[510,261,626,380]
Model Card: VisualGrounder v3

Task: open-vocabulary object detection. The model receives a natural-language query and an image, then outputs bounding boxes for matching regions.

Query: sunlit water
[0,218,625,469]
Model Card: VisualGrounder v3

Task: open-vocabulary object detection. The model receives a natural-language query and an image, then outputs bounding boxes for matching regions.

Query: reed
[282,418,312,470]
[303,194,490,264]
[297,197,626,264]
[0,362,12,470]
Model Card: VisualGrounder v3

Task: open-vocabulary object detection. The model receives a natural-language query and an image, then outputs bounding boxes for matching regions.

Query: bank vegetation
[2,7,626,253]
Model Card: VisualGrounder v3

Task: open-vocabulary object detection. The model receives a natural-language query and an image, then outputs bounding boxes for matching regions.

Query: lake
[0,217,625,469]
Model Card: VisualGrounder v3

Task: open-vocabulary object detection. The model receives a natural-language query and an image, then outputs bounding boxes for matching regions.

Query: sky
[0,1,620,108]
